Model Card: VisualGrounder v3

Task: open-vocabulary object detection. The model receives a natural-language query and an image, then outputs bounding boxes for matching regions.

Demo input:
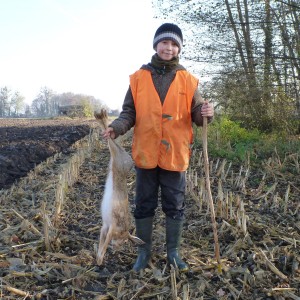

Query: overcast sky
[0,0,164,110]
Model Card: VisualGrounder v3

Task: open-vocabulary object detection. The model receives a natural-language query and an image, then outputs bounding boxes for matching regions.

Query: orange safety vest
[130,69,198,171]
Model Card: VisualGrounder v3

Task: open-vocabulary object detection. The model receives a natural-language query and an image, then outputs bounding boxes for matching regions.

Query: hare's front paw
[96,252,104,265]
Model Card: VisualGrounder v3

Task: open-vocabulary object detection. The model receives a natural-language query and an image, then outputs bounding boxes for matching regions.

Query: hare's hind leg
[96,225,114,265]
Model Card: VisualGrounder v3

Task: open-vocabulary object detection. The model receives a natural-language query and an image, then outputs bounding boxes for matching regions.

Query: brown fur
[94,110,142,265]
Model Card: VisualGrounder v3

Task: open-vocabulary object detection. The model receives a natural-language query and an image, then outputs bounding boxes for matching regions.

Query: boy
[103,23,214,272]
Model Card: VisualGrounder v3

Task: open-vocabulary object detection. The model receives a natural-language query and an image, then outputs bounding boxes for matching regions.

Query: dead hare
[94,109,143,265]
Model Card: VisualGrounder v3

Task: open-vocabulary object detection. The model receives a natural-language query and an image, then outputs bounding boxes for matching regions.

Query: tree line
[0,86,107,118]
[153,0,299,133]
[0,87,26,117]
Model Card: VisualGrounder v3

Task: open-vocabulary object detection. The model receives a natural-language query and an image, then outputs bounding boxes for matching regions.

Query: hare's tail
[94,109,109,130]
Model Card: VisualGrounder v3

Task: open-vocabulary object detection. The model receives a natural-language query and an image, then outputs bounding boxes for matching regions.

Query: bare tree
[153,0,300,132]
[10,91,25,116]
[31,87,57,117]
[0,87,11,117]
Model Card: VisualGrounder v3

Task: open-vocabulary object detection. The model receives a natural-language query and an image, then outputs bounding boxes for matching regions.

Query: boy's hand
[201,101,214,117]
[102,127,116,139]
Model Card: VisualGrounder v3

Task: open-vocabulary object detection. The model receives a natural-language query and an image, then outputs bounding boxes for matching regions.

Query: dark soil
[0,118,95,190]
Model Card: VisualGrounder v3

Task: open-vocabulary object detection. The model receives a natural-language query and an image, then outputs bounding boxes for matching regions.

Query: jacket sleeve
[109,86,136,138]
[191,88,213,126]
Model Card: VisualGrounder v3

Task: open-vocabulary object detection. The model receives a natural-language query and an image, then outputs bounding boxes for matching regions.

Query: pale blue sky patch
[0,0,163,110]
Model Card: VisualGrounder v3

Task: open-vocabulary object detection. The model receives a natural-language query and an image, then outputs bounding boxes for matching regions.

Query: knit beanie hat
[153,23,183,53]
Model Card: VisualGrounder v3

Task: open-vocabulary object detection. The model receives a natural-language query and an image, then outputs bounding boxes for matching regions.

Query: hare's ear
[94,109,109,129]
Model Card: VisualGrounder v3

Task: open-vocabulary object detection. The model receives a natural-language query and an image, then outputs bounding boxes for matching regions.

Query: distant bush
[254,133,300,161]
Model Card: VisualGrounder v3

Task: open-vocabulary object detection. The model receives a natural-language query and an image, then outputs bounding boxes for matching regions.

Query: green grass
[194,116,300,164]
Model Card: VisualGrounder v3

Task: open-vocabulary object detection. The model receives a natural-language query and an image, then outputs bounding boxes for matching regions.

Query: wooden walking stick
[202,115,222,273]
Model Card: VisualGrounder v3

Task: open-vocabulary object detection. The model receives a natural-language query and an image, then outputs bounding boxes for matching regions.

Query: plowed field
[0,118,94,190]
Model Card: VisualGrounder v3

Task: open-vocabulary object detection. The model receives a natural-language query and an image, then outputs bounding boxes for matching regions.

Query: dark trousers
[134,166,186,220]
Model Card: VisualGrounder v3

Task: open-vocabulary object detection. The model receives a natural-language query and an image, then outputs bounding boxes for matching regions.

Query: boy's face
[156,40,179,61]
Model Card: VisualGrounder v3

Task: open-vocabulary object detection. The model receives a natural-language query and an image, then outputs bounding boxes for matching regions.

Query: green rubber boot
[166,217,189,272]
[132,217,153,272]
